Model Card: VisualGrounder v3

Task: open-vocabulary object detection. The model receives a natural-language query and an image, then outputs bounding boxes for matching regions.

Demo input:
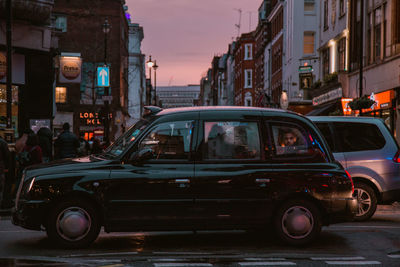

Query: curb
[0,208,12,216]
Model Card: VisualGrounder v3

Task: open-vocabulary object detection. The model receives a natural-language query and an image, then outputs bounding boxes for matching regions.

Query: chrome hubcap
[56,207,91,241]
[354,188,372,217]
[282,206,314,239]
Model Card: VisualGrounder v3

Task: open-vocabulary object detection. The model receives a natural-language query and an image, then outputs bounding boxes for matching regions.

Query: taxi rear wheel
[273,199,322,246]
[46,199,101,248]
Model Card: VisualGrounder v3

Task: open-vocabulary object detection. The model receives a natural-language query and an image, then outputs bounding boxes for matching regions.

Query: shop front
[360,90,396,135]
[307,87,344,116]
[78,112,104,142]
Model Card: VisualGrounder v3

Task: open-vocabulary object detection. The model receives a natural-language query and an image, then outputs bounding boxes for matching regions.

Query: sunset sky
[126,0,261,86]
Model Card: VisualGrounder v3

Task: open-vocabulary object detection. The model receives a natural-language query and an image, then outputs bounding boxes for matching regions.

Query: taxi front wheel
[46,199,101,248]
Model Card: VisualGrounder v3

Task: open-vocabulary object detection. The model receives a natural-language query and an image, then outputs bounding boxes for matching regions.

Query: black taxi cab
[13,106,357,248]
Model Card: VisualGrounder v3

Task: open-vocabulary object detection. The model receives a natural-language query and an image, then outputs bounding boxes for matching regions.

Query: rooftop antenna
[248,11,253,31]
[234,8,242,37]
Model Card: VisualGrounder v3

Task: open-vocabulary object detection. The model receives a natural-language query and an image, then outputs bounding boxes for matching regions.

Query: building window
[394,0,400,44]
[303,32,315,54]
[338,38,346,71]
[322,49,330,77]
[304,0,315,12]
[244,44,253,60]
[56,87,67,103]
[339,0,345,17]
[374,7,382,61]
[244,69,252,88]
[52,15,67,32]
[324,0,328,30]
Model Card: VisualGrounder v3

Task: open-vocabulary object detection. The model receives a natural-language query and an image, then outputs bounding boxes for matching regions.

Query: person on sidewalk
[37,127,53,163]
[77,132,90,157]
[19,133,43,167]
[0,135,11,208]
[15,128,34,154]
[54,123,79,159]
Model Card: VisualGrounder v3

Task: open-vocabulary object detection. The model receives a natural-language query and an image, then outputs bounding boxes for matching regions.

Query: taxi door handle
[255,178,271,183]
[175,179,190,184]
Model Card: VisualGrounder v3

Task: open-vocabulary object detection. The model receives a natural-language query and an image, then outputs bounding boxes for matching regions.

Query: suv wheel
[46,199,101,248]
[353,182,377,221]
[274,199,322,246]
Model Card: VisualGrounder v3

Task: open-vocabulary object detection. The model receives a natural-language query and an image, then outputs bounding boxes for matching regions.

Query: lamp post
[146,55,154,105]
[103,18,111,144]
[359,0,364,98]
[152,60,158,106]
[6,0,12,130]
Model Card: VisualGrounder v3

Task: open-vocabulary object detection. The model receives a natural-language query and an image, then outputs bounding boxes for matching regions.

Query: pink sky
[126,0,261,86]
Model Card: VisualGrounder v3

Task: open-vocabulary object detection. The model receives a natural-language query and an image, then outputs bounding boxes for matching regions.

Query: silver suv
[309,116,400,221]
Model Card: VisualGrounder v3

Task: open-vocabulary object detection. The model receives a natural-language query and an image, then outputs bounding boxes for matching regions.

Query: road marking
[325,261,381,265]
[153,252,212,255]
[67,252,138,257]
[328,225,400,229]
[243,258,286,261]
[388,255,400,258]
[153,263,212,267]
[152,259,190,262]
[239,262,296,266]
[311,256,365,260]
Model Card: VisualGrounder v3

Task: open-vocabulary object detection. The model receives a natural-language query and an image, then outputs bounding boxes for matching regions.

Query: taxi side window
[269,122,328,163]
[138,121,193,160]
[203,121,261,160]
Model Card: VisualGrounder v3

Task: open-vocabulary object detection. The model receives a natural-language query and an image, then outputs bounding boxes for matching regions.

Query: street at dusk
[2,0,400,266]
[1,205,400,266]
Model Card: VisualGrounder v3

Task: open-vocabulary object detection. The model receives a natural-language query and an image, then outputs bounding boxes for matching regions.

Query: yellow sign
[0,52,6,80]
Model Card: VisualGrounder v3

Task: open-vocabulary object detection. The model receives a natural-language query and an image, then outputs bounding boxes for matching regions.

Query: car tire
[353,182,377,221]
[46,199,101,248]
[273,199,322,246]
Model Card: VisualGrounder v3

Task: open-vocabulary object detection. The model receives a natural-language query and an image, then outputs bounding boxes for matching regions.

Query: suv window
[203,121,261,160]
[333,122,386,152]
[269,122,328,163]
[315,122,336,152]
[138,120,194,160]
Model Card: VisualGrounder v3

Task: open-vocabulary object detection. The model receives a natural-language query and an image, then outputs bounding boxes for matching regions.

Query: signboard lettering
[59,56,82,83]
[313,88,343,106]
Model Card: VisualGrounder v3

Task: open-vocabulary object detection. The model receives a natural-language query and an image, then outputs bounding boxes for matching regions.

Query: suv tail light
[345,170,354,194]
[393,150,400,163]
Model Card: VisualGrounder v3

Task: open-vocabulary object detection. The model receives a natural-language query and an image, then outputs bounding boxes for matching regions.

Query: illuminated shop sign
[365,90,395,111]
[80,112,102,126]
[0,52,6,80]
[59,53,82,83]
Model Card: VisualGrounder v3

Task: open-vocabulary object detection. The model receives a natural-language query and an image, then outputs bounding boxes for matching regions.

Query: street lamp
[103,17,111,145]
[146,55,154,105]
[152,60,158,106]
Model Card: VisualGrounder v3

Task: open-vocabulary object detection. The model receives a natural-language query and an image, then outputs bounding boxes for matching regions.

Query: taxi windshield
[105,119,150,157]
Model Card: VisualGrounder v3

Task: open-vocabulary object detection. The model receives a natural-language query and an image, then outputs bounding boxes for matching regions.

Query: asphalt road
[0,205,400,266]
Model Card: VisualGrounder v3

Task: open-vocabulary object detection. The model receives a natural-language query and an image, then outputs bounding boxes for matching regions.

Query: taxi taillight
[345,170,354,194]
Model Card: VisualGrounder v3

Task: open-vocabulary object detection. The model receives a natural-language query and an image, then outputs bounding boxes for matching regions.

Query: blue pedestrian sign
[97,66,110,87]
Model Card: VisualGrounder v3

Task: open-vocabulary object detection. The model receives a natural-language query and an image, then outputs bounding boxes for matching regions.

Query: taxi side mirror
[130,147,154,165]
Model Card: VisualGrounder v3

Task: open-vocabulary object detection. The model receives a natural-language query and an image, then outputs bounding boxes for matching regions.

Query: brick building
[268,0,284,105]
[52,0,129,142]
[0,0,55,139]
[234,32,256,106]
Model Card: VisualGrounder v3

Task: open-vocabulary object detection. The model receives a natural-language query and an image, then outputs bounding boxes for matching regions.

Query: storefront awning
[306,101,339,116]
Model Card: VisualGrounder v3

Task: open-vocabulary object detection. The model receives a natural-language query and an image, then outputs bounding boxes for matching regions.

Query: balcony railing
[0,0,54,25]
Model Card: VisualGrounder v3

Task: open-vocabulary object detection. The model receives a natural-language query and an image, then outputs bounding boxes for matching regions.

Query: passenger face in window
[283,130,298,147]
